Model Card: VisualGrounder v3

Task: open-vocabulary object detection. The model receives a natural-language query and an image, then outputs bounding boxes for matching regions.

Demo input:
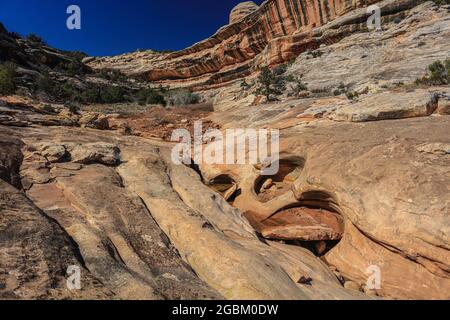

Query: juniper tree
[255,66,287,101]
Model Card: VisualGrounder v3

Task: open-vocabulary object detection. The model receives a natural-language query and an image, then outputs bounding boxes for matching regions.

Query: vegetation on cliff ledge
[415,59,450,86]
[0,62,16,95]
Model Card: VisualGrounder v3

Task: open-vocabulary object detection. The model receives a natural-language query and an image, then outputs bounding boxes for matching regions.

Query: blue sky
[0,0,264,56]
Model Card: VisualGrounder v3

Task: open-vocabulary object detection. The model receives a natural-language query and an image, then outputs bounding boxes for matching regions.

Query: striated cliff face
[87,0,421,89]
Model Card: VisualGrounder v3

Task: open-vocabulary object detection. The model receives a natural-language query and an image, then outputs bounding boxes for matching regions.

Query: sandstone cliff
[87,0,423,89]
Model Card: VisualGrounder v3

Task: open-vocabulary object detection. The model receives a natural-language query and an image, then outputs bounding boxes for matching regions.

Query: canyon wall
[87,0,421,89]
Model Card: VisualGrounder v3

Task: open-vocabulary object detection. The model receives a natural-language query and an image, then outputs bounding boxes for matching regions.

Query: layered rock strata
[87,0,422,89]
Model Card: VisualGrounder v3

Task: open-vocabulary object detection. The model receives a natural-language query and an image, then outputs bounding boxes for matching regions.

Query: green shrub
[307,50,323,59]
[153,49,175,54]
[97,68,127,82]
[415,59,450,86]
[81,87,101,104]
[433,0,450,6]
[331,82,360,100]
[59,61,88,77]
[32,73,54,94]
[333,83,349,96]
[333,89,341,96]
[137,88,167,106]
[41,104,55,113]
[27,33,46,45]
[241,79,250,91]
[9,31,21,39]
[345,91,359,100]
[166,89,200,106]
[99,86,127,104]
[58,83,80,102]
[272,64,288,76]
[290,76,308,96]
[0,62,17,95]
[63,51,88,62]
[66,101,80,114]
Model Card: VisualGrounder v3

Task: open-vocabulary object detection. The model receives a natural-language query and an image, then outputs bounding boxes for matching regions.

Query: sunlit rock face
[89,0,406,89]
[229,1,259,24]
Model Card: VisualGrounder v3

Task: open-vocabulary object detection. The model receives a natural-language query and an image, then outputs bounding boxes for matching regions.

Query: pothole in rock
[244,192,344,256]
[207,174,240,204]
[254,157,305,203]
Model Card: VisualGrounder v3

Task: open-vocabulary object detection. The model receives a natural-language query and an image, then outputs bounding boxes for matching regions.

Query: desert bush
[332,82,359,100]
[63,51,87,62]
[9,31,22,39]
[41,104,55,113]
[167,89,200,106]
[81,87,101,104]
[290,75,308,97]
[415,59,450,86]
[137,88,167,106]
[333,83,348,96]
[32,74,81,102]
[99,86,128,104]
[307,50,323,59]
[32,73,54,94]
[59,83,81,102]
[240,79,251,91]
[27,33,46,45]
[59,60,89,77]
[432,0,450,6]
[0,62,17,95]
[97,68,127,82]
[153,49,175,54]
[31,70,131,104]
[345,91,359,100]
[66,101,80,114]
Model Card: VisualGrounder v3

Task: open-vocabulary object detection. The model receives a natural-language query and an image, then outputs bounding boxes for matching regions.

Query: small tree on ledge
[255,66,287,102]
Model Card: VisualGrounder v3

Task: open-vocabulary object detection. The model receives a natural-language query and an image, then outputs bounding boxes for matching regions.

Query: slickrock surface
[0,120,365,300]
[203,100,450,299]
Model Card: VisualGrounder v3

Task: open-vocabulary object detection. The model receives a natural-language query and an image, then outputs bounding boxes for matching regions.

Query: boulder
[20,152,52,186]
[437,95,450,115]
[244,208,344,241]
[38,143,68,163]
[79,112,109,130]
[69,143,121,165]
[330,90,438,122]
[416,143,450,155]
[0,134,24,188]
[229,1,259,24]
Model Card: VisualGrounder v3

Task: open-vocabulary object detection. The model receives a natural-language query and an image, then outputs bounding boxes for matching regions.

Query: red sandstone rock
[244,207,344,241]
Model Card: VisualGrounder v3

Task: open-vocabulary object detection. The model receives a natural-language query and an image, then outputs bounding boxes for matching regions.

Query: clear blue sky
[0,0,264,56]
